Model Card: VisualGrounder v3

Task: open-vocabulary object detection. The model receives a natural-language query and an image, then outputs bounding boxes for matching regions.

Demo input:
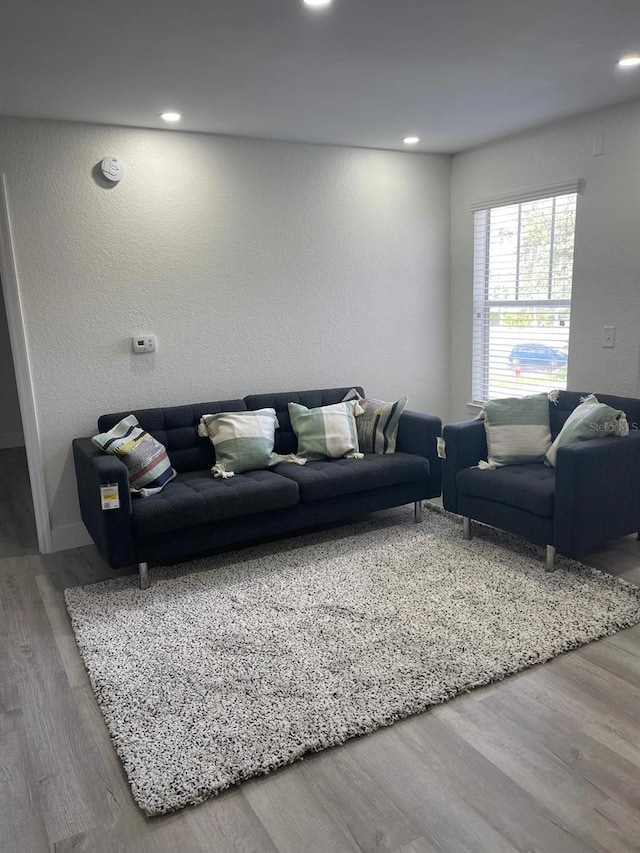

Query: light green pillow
[198,408,282,477]
[481,393,551,467]
[288,400,363,460]
[546,395,628,467]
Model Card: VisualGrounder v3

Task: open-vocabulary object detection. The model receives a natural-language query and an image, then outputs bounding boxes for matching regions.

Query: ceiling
[2,0,640,154]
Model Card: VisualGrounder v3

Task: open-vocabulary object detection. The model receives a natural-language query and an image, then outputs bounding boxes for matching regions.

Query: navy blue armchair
[442,391,640,569]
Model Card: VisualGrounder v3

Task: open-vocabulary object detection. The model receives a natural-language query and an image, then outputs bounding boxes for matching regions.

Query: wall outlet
[132,335,156,353]
[602,326,615,348]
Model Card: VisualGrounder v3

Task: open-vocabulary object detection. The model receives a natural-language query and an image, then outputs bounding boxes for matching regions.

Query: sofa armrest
[395,410,442,499]
[441,419,488,514]
[72,437,136,569]
[554,433,640,554]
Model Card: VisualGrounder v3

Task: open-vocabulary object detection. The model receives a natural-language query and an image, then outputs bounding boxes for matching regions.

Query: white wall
[0,284,23,447]
[0,118,451,551]
[450,99,640,421]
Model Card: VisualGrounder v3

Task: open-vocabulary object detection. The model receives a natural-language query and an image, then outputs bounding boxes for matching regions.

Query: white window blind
[472,189,578,402]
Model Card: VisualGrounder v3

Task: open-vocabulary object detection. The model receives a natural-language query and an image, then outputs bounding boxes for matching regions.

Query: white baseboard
[0,431,24,449]
[51,522,93,552]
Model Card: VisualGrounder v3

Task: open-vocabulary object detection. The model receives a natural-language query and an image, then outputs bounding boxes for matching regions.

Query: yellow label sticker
[100,484,120,510]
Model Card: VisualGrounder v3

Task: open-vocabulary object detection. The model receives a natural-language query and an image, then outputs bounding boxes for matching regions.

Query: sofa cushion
[456,462,555,518]
[274,452,430,502]
[131,469,299,538]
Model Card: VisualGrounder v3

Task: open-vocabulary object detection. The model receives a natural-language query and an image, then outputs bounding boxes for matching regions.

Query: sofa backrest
[244,386,364,454]
[96,387,365,471]
[97,399,246,473]
[551,391,640,437]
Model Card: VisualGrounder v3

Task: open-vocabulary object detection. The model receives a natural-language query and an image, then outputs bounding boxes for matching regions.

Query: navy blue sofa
[442,390,640,569]
[73,386,442,588]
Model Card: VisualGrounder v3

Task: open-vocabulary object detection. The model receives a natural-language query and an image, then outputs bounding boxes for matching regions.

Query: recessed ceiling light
[303,0,332,7]
[403,136,420,145]
[617,55,640,68]
[159,112,181,122]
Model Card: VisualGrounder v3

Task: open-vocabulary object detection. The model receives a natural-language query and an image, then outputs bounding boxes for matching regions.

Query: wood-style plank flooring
[1,446,639,853]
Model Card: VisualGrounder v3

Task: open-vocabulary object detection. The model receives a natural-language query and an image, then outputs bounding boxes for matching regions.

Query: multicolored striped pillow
[288,400,363,461]
[92,414,177,497]
[342,389,408,454]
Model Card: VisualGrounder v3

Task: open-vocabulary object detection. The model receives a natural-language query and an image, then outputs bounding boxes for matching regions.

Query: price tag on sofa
[100,484,120,510]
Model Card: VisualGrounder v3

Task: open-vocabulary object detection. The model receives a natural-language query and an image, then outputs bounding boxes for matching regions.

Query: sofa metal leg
[138,561,150,589]
[414,501,423,523]
[462,516,472,540]
[545,545,556,573]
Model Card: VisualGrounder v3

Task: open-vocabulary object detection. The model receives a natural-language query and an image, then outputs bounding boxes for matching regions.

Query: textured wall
[0,285,23,447]
[450,99,640,421]
[0,118,450,549]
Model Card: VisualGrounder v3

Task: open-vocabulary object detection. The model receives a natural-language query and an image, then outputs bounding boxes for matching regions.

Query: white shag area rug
[65,507,640,816]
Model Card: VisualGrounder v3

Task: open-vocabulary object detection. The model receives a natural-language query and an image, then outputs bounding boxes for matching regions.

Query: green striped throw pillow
[342,389,407,453]
[92,414,177,497]
[198,408,283,477]
[288,400,363,460]
[481,393,552,467]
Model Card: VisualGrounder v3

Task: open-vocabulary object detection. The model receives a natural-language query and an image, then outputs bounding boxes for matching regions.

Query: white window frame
[470,180,583,403]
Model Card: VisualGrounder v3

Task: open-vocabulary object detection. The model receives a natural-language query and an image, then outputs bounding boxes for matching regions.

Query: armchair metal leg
[463,516,472,540]
[414,501,423,523]
[138,561,150,589]
[545,545,556,573]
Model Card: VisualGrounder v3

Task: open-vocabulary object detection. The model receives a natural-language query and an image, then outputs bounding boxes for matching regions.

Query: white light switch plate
[602,326,615,348]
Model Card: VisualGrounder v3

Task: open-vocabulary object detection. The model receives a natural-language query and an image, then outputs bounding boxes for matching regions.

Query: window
[472,183,579,402]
